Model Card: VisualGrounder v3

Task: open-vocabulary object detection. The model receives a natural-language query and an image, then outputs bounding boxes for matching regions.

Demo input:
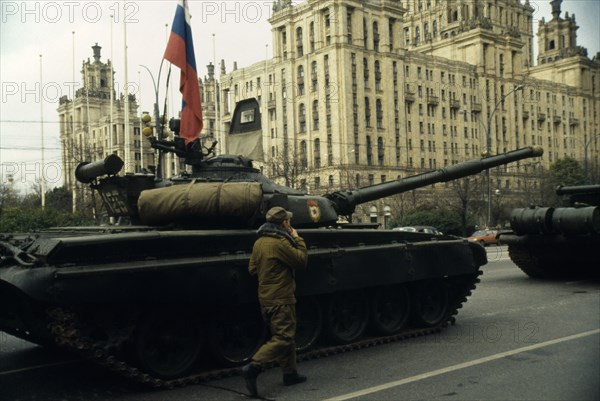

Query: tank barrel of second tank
[555,184,600,196]
[327,147,543,216]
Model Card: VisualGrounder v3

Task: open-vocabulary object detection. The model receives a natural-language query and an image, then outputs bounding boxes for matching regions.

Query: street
[1,246,598,401]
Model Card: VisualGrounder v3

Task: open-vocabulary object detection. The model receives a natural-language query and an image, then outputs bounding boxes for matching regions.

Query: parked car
[468,229,499,246]
[393,226,442,235]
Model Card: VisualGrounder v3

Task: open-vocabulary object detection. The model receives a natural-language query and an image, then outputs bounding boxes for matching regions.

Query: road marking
[0,360,80,376]
[324,329,600,401]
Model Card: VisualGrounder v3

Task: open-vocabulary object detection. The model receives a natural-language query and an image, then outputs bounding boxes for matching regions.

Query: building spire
[92,43,102,63]
[550,0,562,20]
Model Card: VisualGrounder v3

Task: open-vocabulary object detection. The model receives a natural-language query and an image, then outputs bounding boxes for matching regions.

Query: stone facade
[218,0,599,225]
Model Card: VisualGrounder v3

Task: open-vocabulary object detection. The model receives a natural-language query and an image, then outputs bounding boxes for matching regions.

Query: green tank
[0,98,543,385]
[499,184,600,279]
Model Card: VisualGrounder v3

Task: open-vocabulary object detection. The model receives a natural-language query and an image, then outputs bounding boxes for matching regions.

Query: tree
[543,157,584,206]
[0,182,19,215]
[549,156,584,187]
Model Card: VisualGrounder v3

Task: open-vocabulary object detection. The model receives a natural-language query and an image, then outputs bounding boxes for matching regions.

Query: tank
[499,184,600,279]
[0,99,544,386]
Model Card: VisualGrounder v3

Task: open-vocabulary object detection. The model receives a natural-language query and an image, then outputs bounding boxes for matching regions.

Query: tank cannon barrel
[75,154,124,184]
[555,184,600,196]
[326,147,543,216]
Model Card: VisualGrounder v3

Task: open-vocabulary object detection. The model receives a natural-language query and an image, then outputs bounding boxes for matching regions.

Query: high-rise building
[218,0,599,225]
[57,44,151,193]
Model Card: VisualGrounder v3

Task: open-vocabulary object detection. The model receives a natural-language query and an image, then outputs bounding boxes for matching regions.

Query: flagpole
[72,31,77,213]
[123,4,131,173]
[39,54,46,210]
[213,33,220,154]
[109,14,114,157]
[138,70,144,170]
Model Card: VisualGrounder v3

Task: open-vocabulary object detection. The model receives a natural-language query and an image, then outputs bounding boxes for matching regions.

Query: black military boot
[283,371,307,386]
[242,362,263,397]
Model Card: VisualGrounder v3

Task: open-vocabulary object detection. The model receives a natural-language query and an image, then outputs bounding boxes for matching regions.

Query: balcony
[522,110,529,119]
[537,113,546,122]
[268,99,276,109]
[449,99,461,109]
[427,95,439,106]
[569,118,580,126]
[404,90,415,103]
[553,115,562,124]
[471,102,482,113]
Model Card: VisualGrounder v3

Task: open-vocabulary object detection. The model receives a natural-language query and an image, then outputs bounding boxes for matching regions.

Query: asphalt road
[1,246,598,401]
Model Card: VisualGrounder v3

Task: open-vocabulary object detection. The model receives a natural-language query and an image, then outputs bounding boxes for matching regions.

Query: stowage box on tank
[0,98,544,385]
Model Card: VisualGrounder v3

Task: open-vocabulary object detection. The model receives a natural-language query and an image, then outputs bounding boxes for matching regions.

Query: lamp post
[139,62,168,178]
[583,134,600,184]
[481,84,524,228]
[139,64,163,139]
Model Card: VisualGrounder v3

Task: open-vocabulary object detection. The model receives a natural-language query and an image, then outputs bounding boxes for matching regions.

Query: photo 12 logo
[2,81,139,104]
[2,162,63,185]
[1,1,140,24]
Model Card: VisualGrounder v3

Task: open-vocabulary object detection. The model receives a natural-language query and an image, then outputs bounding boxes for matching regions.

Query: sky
[1,0,599,194]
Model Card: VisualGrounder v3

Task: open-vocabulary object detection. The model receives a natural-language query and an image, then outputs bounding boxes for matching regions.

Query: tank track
[507,245,547,278]
[46,271,481,389]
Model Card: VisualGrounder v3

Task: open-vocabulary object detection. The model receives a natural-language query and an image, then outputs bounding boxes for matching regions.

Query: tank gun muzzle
[75,154,124,184]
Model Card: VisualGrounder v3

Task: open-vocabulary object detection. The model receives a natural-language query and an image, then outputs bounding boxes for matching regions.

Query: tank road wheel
[323,290,369,344]
[295,297,322,352]
[369,284,411,335]
[209,304,266,366]
[412,280,449,327]
[135,309,204,380]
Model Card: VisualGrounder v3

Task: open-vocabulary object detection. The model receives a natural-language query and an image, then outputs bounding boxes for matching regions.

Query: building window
[296,27,303,57]
[297,65,305,95]
[311,61,318,91]
[299,103,306,132]
[314,138,321,168]
[377,136,384,166]
[365,97,371,128]
[346,10,353,44]
[373,21,380,51]
[375,60,382,90]
[312,100,319,129]
[363,17,368,48]
[310,22,315,52]
[376,99,383,128]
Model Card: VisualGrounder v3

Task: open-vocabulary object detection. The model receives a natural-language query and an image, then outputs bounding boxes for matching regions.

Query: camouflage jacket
[248,223,308,306]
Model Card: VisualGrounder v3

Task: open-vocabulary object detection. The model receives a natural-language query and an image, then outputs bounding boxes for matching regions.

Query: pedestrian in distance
[242,206,309,397]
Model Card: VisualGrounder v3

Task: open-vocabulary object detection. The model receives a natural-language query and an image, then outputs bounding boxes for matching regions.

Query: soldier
[242,206,308,397]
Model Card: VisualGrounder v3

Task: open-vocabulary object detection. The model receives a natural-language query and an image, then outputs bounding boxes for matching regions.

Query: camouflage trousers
[251,304,297,374]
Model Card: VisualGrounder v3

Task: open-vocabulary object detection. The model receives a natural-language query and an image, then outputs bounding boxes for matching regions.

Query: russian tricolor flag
[164,0,203,144]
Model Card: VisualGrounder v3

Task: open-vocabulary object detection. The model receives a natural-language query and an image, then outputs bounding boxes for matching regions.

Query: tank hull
[0,228,485,382]
[501,233,599,279]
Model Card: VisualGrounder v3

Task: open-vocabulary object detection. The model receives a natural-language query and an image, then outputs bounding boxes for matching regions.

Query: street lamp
[139,61,169,178]
[139,64,163,139]
[481,84,524,228]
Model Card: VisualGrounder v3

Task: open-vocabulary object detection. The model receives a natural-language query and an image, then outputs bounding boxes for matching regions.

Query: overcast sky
[1,0,599,193]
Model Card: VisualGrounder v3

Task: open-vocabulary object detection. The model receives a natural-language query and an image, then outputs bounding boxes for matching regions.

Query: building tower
[57,44,149,193]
